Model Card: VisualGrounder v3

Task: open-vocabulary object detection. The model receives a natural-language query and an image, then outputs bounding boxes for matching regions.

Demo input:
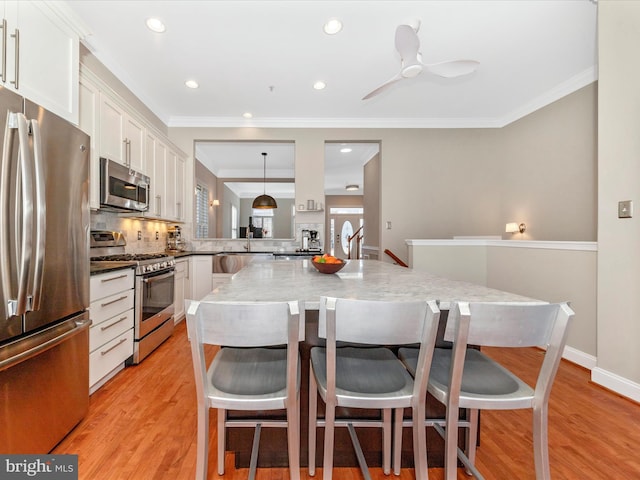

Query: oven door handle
[142,271,175,284]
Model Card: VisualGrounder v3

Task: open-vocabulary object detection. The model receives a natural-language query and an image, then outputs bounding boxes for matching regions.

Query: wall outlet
[137,230,142,240]
[618,200,633,218]
[155,231,159,240]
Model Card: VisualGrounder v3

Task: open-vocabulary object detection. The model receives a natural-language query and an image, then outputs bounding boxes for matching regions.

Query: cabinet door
[175,155,185,221]
[191,256,213,301]
[3,1,79,123]
[99,93,125,164]
[165,150,177,220]
[79,75,100,209]
[124,114,145,173]
[174,259,188,321]
[154,141,167,218]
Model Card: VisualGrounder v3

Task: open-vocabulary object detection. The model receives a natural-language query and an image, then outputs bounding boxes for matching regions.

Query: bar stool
[186,299,303,480]
[398,301,574,480]
[308,296,440,480]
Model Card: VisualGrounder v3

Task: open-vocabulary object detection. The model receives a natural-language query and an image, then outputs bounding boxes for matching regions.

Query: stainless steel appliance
[100,156,150,212]
[167,225,185,251]
[309,230,321,251]
[90,231,175,364]
[0,87,91,453]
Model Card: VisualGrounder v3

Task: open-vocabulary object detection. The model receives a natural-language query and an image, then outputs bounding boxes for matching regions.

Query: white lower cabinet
[89,269,135,393]
[191,255,213,301]
[174,258,189,322]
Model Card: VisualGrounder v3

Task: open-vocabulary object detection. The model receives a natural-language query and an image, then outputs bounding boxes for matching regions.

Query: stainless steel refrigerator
[0,86,91,453]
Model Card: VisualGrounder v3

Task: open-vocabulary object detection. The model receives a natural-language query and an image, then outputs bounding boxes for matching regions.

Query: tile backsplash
[90,211,178,253]
[91,212,324,254]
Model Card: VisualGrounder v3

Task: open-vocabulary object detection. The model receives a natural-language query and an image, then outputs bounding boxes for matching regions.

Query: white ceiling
[65,0,597,195]
[66,0,598,129]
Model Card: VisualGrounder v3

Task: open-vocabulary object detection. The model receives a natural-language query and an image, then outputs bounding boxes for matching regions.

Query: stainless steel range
[90,231,175,364]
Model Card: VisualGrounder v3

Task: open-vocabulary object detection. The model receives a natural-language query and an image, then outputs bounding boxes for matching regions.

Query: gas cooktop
[90,253,170,262]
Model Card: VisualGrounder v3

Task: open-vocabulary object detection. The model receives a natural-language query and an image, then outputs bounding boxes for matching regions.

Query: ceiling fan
[362,22,479,100]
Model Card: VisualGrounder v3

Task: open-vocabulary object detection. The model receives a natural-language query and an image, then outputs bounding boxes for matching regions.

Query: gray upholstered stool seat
[398,347,528,401]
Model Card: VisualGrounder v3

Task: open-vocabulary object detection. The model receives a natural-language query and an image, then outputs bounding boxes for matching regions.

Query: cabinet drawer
[90,289,134,325]
[89,328,134,387]
[90,309,134,353]
[90,269,134,300]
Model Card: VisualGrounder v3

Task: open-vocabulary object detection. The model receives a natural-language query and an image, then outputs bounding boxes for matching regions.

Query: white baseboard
[563,345,596,370]
[591,367,640,403]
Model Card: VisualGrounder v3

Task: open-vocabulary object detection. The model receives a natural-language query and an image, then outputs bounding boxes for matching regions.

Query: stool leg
[445,403,459,480]
[196,404,209,480]
[309,367,318,476]
[217,407,226,476]
[287,391,301,480]
[382,408,392,475]
[322,399,336,480]
[466,408,479,473]
[533,404,551,480]
[411,403,428,480]
[392,407,403,476]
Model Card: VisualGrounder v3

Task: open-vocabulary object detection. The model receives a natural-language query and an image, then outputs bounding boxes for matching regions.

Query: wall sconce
[210,199,220,208]
[505,222,526,234]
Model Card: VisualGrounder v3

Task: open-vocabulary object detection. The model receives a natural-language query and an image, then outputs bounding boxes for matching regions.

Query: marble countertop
[201,259,540,310]
[90,262,136,275]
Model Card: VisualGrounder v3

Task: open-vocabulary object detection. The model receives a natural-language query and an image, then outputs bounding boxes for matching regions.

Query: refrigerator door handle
[29,119,45,312]
[10,112,33,317]
[0,111,15,319]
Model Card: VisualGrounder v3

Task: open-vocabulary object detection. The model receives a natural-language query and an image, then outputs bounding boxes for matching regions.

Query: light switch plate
[618,200,633,218]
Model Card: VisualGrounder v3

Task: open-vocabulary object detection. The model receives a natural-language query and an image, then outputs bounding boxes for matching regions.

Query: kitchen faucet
[244,231,253,252]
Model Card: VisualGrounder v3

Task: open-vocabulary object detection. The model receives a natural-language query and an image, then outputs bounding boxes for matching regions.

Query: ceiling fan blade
[424,60,479,78]
[362,74,404,100]
[395,24,420,63]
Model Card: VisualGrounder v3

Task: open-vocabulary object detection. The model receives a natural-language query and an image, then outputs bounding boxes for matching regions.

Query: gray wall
[169,85,596,263]
[597,3,640,387]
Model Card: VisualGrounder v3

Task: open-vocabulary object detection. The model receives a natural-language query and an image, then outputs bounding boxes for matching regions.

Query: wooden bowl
[311,259,347,274]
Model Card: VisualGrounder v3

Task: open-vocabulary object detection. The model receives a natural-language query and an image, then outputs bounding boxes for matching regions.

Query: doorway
[324,141,380,258]
[328,208,364,259]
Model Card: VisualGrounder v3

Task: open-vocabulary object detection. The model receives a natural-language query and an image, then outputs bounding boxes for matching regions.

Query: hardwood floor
[53,320,640,479]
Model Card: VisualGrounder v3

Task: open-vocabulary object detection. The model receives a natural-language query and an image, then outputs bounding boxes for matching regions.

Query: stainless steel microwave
[100,157,150,212]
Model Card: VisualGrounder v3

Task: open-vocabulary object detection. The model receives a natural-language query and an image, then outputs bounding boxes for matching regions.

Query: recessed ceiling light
[243,112,253,119]
[345,184,359,191]
[323,18,343,35]
[313,81,326,90]
[340,147,352,153]
[146,17,166,33]
[185,80,199,89]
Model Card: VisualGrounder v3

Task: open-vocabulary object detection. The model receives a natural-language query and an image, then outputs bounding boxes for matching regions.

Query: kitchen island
[199,259,539,469]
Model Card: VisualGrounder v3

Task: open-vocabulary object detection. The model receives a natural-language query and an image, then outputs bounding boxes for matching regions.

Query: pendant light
[252,152,278,209]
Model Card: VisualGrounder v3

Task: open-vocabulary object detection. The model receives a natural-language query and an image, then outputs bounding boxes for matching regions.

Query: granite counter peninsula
[197,259,540,469]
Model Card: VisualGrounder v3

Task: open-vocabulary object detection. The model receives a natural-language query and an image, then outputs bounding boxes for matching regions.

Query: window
[195,183,209,238]
[231,204,238,239]
[251,208,273,238]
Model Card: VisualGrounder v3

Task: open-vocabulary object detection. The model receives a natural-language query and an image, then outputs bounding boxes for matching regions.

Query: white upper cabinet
[1,1,81,123]
[78,74,100,209]
[79,64,187,219]
[99,93,145,173]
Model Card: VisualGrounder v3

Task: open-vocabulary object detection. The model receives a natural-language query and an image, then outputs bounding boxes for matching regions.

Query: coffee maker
[309,230,321,251]
[167,225,185,251]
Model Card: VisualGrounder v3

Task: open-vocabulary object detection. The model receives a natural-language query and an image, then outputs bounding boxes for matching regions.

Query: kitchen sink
[212,253,274,274]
